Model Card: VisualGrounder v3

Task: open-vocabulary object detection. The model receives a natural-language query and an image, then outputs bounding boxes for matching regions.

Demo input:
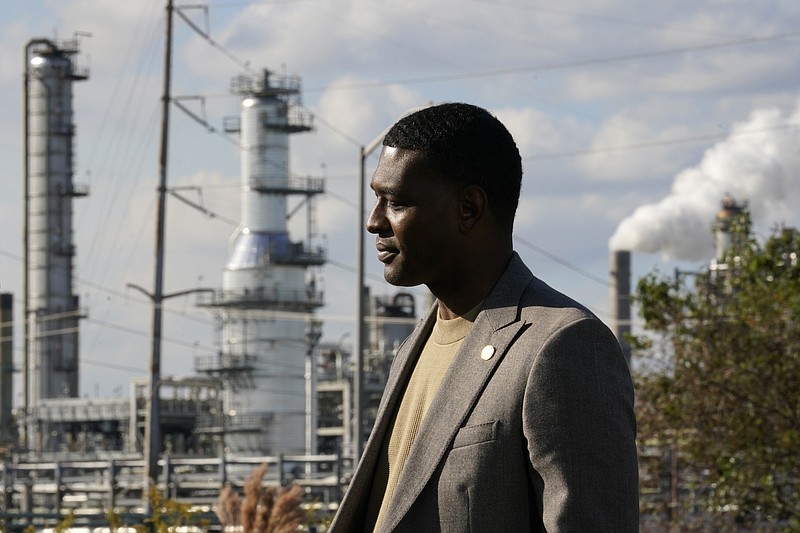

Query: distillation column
[24,39,88,413]
[198,70,324,454]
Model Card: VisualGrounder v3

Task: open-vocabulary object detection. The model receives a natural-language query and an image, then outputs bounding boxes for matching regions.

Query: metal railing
[197,287,324,309]
[0,453,345,530]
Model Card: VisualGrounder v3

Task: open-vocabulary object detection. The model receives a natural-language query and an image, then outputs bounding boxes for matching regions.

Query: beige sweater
[364,307,479,532]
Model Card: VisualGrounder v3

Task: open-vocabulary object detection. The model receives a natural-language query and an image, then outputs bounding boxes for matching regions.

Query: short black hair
[383,102,522,231]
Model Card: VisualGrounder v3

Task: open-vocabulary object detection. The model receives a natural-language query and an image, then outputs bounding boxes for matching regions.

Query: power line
[172,96,247,149]
[307,29,800,92]
[515,235,610,288]
[468,0,757,41]
[526,121,800,161]
[182,0,313,8]
[174,5,258,75]
[169,186,240,225]
[80,357,146,373]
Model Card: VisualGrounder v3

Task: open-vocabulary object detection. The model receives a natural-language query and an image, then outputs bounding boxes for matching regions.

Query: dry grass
[215,463,305,533]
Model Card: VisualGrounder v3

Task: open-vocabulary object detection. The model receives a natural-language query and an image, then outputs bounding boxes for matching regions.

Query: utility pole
[354,145,367,461]
[144,0,174,504]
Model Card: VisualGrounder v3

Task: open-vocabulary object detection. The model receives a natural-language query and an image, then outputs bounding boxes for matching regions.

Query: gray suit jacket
[330,253,639,532]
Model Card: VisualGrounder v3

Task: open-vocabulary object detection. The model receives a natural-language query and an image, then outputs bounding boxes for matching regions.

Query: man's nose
[366,202,389,235]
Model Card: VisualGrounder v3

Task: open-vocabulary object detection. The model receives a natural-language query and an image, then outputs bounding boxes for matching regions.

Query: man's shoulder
[483,252,605,334]
[523,274,591,313]
[519,274,596,324]
[499,252,594,317]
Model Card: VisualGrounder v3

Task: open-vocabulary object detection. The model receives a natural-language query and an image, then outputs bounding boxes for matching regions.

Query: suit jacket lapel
[334,305,436,529]
[379,254,534,532]
[367,307,436,456]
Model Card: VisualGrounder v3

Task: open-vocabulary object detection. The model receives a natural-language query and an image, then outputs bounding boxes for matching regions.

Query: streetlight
[354,106,426,460]
[127,283,211,500]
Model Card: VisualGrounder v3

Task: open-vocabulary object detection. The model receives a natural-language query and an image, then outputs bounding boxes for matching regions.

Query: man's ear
[458,185,488,233]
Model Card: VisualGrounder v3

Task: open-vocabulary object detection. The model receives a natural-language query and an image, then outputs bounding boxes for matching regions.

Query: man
[330,103,639,532]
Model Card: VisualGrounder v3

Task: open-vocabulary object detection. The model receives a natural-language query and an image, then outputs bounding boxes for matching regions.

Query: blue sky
[2,0,800,398]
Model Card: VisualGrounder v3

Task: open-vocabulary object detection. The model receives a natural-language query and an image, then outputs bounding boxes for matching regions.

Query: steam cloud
[609,101,800,260]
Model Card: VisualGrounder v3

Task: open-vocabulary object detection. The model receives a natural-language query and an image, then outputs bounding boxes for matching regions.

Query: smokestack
[713,194,747,261]
[0,293,14,444]
[610,250,632,366]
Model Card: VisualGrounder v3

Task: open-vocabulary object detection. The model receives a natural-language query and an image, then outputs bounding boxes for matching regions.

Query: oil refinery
[0,37,418,530]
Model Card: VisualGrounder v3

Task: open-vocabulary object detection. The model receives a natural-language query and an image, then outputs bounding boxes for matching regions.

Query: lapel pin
[480,345,496,361]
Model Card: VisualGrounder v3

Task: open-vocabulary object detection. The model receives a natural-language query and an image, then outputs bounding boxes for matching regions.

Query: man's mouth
[376,242,398,263]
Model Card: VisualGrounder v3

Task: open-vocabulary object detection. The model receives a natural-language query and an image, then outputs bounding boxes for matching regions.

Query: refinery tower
[23,39,88,413]
[198,70,325,455]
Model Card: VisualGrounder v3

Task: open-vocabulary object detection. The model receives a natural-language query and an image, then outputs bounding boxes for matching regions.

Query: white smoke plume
[609,101,800,260]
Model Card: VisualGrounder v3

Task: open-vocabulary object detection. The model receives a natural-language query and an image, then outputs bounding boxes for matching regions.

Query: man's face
[367,147,462,288]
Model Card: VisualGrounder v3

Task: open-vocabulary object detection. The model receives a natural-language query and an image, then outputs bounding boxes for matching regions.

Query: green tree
[634,213,800,531]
